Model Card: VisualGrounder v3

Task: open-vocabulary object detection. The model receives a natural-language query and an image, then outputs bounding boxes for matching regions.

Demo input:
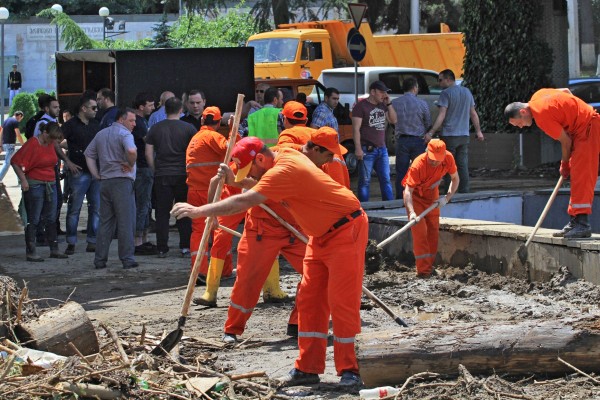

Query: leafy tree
[5,0,175,19]
[151,12,174,48]
[37,8,95,51]
[9,93,36,130]
[462,0,553,132]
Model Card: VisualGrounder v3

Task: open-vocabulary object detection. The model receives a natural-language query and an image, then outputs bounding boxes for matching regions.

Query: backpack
[25,113,51,139]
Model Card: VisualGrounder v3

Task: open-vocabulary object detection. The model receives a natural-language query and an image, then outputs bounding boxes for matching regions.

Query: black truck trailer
[56,47,254,114]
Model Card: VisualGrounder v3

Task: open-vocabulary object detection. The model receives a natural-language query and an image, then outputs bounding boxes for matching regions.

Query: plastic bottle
[359,386,400,399]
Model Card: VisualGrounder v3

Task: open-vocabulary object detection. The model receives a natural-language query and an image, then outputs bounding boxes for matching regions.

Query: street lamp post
[0,7,9,124]
[99,7,109,41]
[51,4,62,52]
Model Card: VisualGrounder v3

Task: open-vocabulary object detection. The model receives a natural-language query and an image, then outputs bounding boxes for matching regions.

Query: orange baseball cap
[311,127,347,155]
[232,137,265,182]
[427,139,446,162]
[282,101,307,120]
[202,106,221,121]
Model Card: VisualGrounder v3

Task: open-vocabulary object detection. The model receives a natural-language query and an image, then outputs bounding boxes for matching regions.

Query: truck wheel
[343,142,358,177]
[386,123,396,156]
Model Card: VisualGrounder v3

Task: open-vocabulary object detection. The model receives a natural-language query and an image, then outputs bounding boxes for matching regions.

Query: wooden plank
[356,317,600,387]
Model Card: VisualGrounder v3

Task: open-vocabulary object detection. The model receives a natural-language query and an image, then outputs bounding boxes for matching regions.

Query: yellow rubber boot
[262,259,289,303]
[194,257,224,307]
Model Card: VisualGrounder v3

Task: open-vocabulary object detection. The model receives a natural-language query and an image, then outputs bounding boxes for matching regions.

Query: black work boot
[50,242,68,259]
[564,214,592,239]
[553,216,576,237]
[47,223,68,259]
[25,224,44,262]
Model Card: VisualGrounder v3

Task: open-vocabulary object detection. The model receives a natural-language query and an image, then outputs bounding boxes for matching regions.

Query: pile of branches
[0,324,298,400]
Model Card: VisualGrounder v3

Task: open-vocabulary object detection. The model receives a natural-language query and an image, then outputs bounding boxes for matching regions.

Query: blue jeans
[24,182,57,231]
[66,171,100,245]
[134,167,154,236]
[440,135,470,193]
[0,144,16,181]
[395,136,427,199]
[357,145,394,202]
[95,178,136,268]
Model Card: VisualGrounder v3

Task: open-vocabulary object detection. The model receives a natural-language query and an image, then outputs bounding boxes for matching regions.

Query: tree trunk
[15,301,99,356]
[356,317,600,387]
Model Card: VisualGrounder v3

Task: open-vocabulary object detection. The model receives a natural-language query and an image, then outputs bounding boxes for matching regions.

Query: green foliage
[5,0,175,19]
[8,93,37,130]
[170,4,259,48]
[151,13,173,48]
[461,0,553,132]
[37,9,95,51]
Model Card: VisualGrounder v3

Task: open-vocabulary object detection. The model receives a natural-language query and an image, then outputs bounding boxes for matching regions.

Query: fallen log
[356,316,600,387]
[15,301,99,356]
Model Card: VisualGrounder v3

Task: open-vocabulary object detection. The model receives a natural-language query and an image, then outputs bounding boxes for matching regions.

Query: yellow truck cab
[247,20,465,81]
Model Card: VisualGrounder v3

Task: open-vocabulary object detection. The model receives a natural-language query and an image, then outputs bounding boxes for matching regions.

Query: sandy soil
[1,226,600,399]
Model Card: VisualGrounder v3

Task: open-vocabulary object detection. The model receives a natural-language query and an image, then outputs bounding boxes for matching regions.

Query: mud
[0,229,599,399]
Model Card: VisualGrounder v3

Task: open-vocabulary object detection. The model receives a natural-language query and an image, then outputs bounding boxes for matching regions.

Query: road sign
[347,32,367,62]
[348,3,367,30]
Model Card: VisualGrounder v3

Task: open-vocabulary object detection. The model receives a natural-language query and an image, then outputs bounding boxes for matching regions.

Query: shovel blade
[151,328,183,356]
[517,244,528,264]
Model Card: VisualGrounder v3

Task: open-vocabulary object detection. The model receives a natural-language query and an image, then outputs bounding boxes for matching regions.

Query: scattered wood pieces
[558,356,600,385]
[100,322,130,366]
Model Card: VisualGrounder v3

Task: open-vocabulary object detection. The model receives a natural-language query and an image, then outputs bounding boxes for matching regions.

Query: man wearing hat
[402,139,459,278]
[8,64,22,106]
[172,135,368,387]
[351,80,397,202]
[186,106,242,302]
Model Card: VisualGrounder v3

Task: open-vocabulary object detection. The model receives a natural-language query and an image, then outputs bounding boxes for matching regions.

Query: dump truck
[248,20,465,81]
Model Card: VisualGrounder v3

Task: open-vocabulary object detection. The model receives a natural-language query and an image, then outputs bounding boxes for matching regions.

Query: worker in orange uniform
[403,139,459,278]
[185,106,241,295]
[171,136,367,387]
[505,89,600,238]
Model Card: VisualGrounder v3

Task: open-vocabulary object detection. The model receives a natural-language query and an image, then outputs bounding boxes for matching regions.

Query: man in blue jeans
[427,69,484,193]
[352,80,397,201]
[391,78,431,199]
[0,111,24,182]
[62,95,101,255]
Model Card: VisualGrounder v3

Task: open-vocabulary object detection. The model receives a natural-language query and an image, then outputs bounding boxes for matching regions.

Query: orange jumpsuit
[253,148,367,376]
[186,126,241,276]
[402,152,457,275]
[529,89,600,216]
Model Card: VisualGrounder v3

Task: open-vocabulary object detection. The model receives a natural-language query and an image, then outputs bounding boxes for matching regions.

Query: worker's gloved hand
[559,160,571,178]
[438,196,448,208]
[409,212,417,221]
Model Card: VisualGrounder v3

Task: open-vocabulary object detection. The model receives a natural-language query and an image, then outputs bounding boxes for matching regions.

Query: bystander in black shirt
[180,114,201,131]
[62,116,101,173]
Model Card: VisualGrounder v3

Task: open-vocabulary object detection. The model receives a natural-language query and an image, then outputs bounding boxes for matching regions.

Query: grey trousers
[95,178,136,267]
[440,135,470,193]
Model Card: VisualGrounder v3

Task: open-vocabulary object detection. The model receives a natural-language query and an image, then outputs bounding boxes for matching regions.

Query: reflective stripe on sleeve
[187,161,221,169]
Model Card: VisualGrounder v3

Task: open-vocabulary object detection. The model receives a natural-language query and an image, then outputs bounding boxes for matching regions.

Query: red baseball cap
[311,127,347,155]
[232,137,265,182]
[427,139,446,162]
[202,106,221,121]
[282,101,307,120]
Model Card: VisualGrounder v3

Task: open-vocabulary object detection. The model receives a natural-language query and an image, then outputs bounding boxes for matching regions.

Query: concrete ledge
[368,213,600,286]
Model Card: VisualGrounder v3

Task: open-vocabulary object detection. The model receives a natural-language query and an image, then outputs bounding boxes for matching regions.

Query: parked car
[568,77,600,112]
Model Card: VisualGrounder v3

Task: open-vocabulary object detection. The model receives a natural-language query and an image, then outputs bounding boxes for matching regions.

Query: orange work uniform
[186,126,241,276]
[402,151,457,275]
[529,89,600,215]
[253,148,368,376]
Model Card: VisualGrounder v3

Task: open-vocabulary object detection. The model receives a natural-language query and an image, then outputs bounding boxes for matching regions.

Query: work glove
[559,160,570,178]
[438,196,448,208]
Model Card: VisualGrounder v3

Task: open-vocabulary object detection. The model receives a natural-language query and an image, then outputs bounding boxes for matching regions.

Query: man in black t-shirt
[180,89,205,131]
[145,97,196,257]
[0,111,24,181]
[62,96,101,255]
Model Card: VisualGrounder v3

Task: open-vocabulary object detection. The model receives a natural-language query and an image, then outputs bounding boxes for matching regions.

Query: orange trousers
[224,214,306,335]
[568,116,600,216]
[409,196,440,275]
[294,212,368,376]
[188,189,239,276]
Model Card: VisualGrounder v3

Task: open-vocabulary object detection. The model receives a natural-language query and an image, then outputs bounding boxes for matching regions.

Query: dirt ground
[1,226,600,399]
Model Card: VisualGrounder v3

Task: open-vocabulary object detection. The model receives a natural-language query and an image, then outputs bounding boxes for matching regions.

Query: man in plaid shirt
[311,87,340,131]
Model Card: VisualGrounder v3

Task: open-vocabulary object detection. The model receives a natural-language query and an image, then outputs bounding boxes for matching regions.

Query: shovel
[517,176,564,264]
[377,202,440,249]
[152,94,245,356]
[258,204,409,327]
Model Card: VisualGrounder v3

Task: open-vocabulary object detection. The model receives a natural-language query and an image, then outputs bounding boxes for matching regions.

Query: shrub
[9,93,37,130]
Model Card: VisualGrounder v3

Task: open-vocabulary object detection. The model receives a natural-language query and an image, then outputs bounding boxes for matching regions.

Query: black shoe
[27,254,44,262]
[50,252,68,259]
[157,250,168,258]
[65,244,75,255]
[135,245,158,255]
[141,242,157,249]
[86,243,96,252]
[286,324,298,337]
[339,371,361,386]
[553,217,576,237]
[123,262,139,269]
[276,368,320,386]
[95,263,106,269]
[564,214,592,239]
